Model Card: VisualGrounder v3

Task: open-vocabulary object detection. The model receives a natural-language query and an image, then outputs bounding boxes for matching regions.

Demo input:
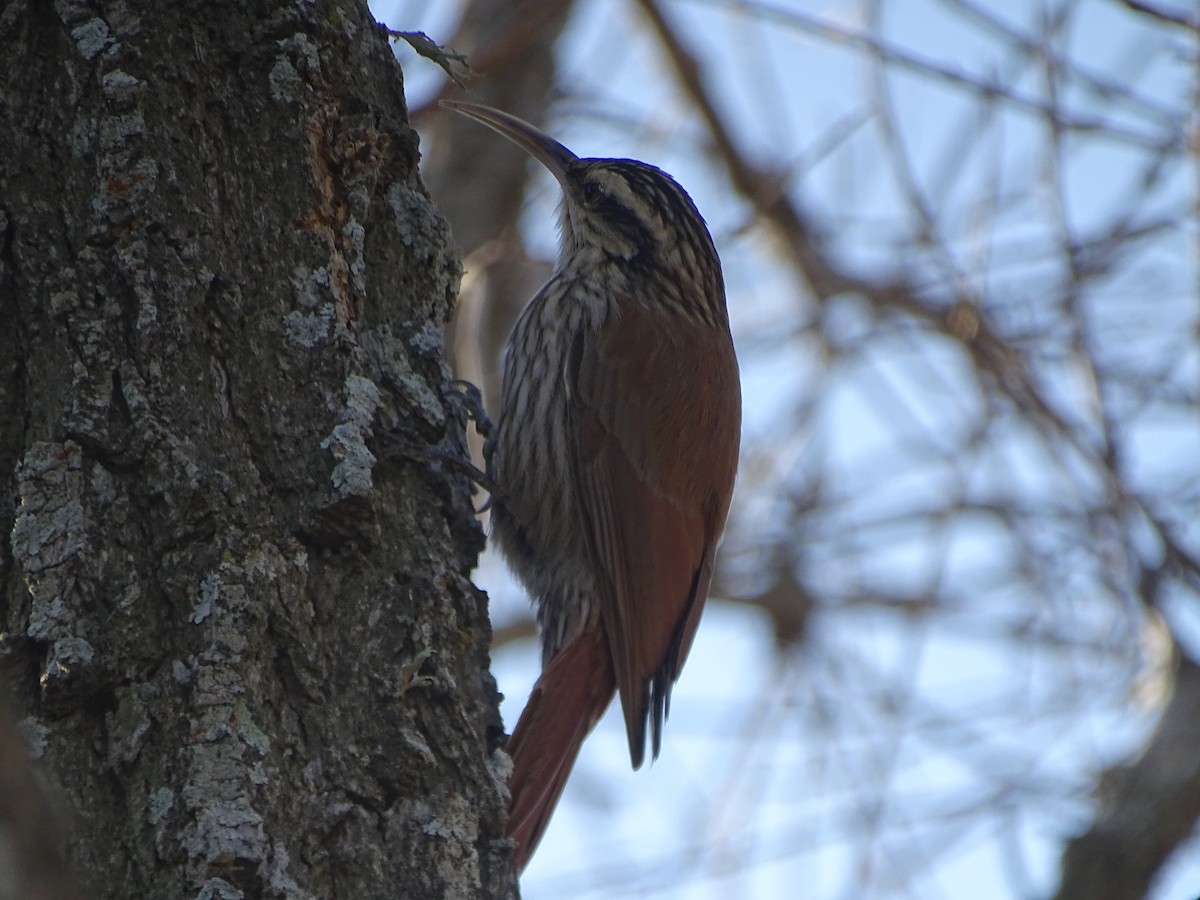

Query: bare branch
[1053,650,1200,900]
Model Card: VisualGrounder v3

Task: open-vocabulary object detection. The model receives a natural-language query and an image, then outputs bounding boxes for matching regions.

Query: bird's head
[442,101,720,292]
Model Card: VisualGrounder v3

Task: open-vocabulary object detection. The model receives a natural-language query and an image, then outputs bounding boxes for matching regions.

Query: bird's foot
[446,379,495,440]
[377,432,500,513]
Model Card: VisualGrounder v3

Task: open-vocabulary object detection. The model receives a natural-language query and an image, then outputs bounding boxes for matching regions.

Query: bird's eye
[583,181,604,204]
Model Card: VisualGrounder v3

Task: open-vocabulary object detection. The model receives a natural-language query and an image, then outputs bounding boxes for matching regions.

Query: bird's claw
[446,379,495,439]
[378,431,501,513]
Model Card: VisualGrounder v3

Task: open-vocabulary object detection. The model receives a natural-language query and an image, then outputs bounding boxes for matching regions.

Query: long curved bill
[441,100,577,184]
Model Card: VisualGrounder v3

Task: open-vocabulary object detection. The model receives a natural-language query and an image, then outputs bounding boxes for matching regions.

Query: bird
[441,100,741,872]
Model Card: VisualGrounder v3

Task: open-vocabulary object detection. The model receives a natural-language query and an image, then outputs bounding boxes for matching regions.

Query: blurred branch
[491,614,539,651]
[940,0,1181,119]
[1120,0,1198,31]
[689,0,1176,144]
[1053,650,1200,900]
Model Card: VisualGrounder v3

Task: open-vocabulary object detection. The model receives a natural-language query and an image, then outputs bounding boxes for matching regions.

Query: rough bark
[0,1,514,897]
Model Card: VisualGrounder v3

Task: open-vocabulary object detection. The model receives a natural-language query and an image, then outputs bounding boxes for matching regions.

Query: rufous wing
[568,304,740,768]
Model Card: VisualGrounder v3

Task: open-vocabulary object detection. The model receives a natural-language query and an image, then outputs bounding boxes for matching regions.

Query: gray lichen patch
[69,17,113,60]
[360,329,446,431]
[269,32,322,105]
[268,58,303,105]
[234,700,271,756]
[11,442,88,642]
[407,322,445,360]
[292,265,328,310]
[321,373,383,498]
[386,181,462,320]
[278,33,322,76]
[195,876,253,900]
[387,182,449,254]
[101,70,145,110]
[148,786,175,824]
[342,374,381,428]
[190,573,220,626]
[285,266,347,347]
[283,305,336,348]
[178,550,307,884]
[45,636,97,681]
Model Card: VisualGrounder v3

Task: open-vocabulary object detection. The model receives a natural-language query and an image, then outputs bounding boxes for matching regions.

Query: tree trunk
[0,2,514,897]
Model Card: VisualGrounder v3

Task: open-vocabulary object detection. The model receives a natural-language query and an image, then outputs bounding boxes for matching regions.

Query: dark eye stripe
[581,160,724,323]
[596,196,651,246]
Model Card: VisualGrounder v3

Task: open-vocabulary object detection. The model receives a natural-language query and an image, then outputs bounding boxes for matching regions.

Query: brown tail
[507,624,616,872]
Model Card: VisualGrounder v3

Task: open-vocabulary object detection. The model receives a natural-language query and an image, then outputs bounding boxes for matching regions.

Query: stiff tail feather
[507,624,616,872]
